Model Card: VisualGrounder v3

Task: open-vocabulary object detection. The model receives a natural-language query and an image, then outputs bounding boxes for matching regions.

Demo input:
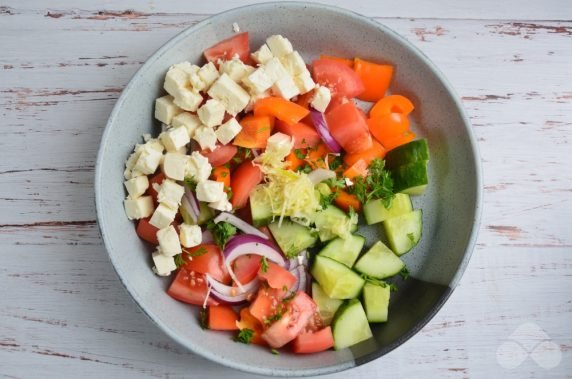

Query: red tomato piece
[136,218,160,245]
[201,144,238,167]
[274,120,321,148]
[258,262,297,290]
[203,32,250,64]
[326,102,372,154]
[249,286,286,324]
[147,172,166,203]
[233,254,262,284]
[292,327,335,354]
[236,307,266,345]
[183,244,231,284]
[312,59,365,102]
[207,305,239,330]
[167,268,218,306]
[230,160,263,209]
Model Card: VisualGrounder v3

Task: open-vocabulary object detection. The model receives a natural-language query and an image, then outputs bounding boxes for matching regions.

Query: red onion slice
[202,229,214,244]
[289,265,309,294]
[183,186,200,222]
[308,169,336,185]
[205,274,259,305]
[181,196,197,224]
[310,108,342,153]
[214,212,269,240]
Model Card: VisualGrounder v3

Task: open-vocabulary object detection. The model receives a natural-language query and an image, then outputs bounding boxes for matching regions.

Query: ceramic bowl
[95,2,482,376]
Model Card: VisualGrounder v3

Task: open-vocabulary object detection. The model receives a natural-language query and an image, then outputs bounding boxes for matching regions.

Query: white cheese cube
[174,61,200,75]
[197,99,226,128]
[155,95,183,125]
[124,150,141,179]
[251,44,274,65]
[160,126,190,152]
[294,71,316,94]
[171,112,201,137]
[263,57,289,83]
[209,196,233,212]
[157,225,182,257]
[242,67,273,94]
[196,180,225,203]
[311,85,332,113]
[164,65,189,97]
[208,74,250,115]
[187,151,212,182]
[215,118,242,145]
[138,138,165,153]
[198,62,220,89]
[189,72,207,92]
[272,75,300,100]
[219,58,255,82]
[149,203,177,229]
[173,89,203,112]
[281,51,307,76]
[128,169,144,180]
[179,224,202,248]
[266,35,294,58]
[152,250,177,276]
[133,146,162,175]
[124,175,149,199]
[193,125,218,151]
[124,196,154,220]
[162,153,189,181]
[157,179,184,209]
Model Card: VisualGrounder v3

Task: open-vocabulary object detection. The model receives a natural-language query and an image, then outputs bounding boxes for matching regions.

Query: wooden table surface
[1,0,571,377]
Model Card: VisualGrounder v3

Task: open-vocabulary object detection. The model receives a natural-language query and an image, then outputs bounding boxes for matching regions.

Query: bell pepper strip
[285,150,306,171]
[381,130,416,151]
[208,305,239,330]
[234,115,274,149]
[370,94,415,119]
[211,165,231,188]
[367,113,410,146]
[343,139,386,167]
[305,143,331,169]
[353,58,394,102]
[254,97,310,125]
[334,189,362,213]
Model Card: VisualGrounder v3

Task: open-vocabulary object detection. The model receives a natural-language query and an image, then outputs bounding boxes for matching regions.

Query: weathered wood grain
[1,1,571,378]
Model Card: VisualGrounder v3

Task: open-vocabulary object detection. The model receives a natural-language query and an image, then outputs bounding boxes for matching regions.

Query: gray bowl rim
[95,1,483,376]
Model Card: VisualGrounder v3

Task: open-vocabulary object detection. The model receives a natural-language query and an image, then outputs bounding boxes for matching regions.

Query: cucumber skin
[363,283,390,323]
[318,234,365,268]
[332,299,373,350]
[385,138,429,169]
[391,160,429,195]
[383,209,423,256]
[249,189,273,227]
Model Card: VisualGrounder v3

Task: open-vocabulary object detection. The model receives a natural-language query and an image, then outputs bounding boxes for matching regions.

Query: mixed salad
[123,30,430,354]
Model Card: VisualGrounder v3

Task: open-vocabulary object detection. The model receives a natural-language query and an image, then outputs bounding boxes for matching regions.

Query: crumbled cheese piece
[124,175,149,199]
[152,250,177,276]
[272,75,300,100]
[242,67,273,94]
[209,196,233,212]
[294,71,316,94]
[266,35,294,58]
[197,99,226,128]
[311,85,332,112]
[164,65,190,97]
[162,153,189,181]
[149,203,177,229]
[193,125,218,151]
[344,177,354,187]
[157,225,182,257]
[157,179,185,209]
[208,74,250,115]
[171,112,201,138]
[232,22,240,33]
[251,44,274,65]
[219,58,255,82]
[124,196,154,220]
[179,224,202,248]
[263,57,289,83]
[160,126,190,152]
[281,51,307,76]
[198,62,220,89]
[155,95,183,125]
[196,180,225,203]
[186,151,212,182]
[173,88,203,112]
[215,118,242,145]
[133,145,162,175]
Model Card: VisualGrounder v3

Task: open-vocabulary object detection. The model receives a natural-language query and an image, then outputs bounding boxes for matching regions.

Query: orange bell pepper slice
[254,97,310,125]
[382,130,416,151]
[343,139,386,167]
[370,94,415,119]
[334,190,362,213]
[353,58,394,102]
[320,55,354,68]
[285,149,306,171]
[233,115,273,149]
[305,142,331,169]
[367,113,410,145]
[211,165,231,188]
[343,159,369,180]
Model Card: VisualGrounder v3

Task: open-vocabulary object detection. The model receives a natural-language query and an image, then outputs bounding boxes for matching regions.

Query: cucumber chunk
[332,299,373,350]
[268,219,317,257]
[385,138,429,169]
[362,282,390,323]
[363,193,413,225]
[311,255,365,299]
[312,282,343,326]
[314,205,358,242]
[383,209,422,256]
[391,160,429,195]
[249,187,273,227]
[318,234,365,268]
[354,241,405,279]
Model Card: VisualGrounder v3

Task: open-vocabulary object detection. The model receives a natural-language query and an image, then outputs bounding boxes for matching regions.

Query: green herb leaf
[282,284,289,292]
[294,149,306,160]
[389,283,399,292]
[319,191,338,209]
[183,246,208,258]
[224,186,233,200]
[399,266,410,280]
[329,155,343,170]
[234,328,254,344]
[174,254,187,268]
[207,221,237,249]
[324,177,345,189]
[183,176,198,191]
[260,256,269,273]
[271,349,280,355]
[199,309,208,329]
[347,158,394,205]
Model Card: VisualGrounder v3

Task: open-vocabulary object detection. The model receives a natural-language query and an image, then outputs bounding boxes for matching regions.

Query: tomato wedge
[203,32,250,64]
[258,262,297,290]
[319,55,353,68]
[207,305,239,330]
[292,327,335,354]
[230,160,263,209]
[325,102,372,154]
[249,286,285,324]
[274,120,321,148]
[136,218,160,245]
[312,59,365,102]
[168,268,218,306]
[233,254,262,284]
[236,307,266,345]
[183,244,231,284]
[201,144,238,167]
[353,58,394,102]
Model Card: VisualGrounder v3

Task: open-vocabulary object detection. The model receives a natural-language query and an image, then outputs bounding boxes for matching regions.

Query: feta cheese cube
[149,203,177,229]
[219,58,255,82]
[152,250,177,276]
[215,118,242,145]
[266,35,294,58]
[193,125,218,151]
[197,99,226,128]
[162,153,189,181]
[138,138,164,153]
[251,44,274,65]
[294,71,316,94]
[160,126,190,152]
[198,62,220,89]
[281,51,307,76]
[124,175,149,199]
[196,180,225,203]
[179,224,202,248]
[174,61,200,76]
[133,146,162,175]
[209,196,233,212]
[157,225,182,257]
[263,57,289,83]
[189,72,207,92]
[157,179,184,209]
[272,75,300,100]
[208,74,250,115]
[164,65,189,97]
[311,85,332,113]
[171,112,201,138]
[173,88,203,112]
[186,151,212,182]
[242,67,273,94]
[124,150,141,179]
[124,196,154,220]
[155,95,183,125]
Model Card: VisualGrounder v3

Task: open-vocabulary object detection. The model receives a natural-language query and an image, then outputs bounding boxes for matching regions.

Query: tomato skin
[274,120,321,149]
[136,218,160,245]
[326,102,372,154]
[147,172,166,203]
[230,160,263,209]
[203,32,250,64]
[258,262,297,290]
[236,307,266,345]
[233,254,262,284]
[292,327,334,354]
[207,305,239,330]
[249,286,285,324]
[312,59,365,102]
[168,268,219,306]
[183,244,231,284]
[201,144,238,167]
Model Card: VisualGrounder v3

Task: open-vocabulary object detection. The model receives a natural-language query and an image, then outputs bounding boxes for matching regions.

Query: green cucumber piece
[314,205,358,242]
[311,255,365,299]
[268,219,317,257]
[385,138,429,169]
[362,282,390,322]
[391,160,428,195]
[318,234,365,268]
[249,188,273,227]
[383,209,422,256]
[312,282,343,326]
[180,201,213,226]
[363,193,413,225]
[332,299,373,350]
[354,241,405,279]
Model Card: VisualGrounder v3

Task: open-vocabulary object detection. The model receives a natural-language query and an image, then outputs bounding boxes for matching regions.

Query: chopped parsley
[183,176,197,190]
[360,273,398,292]
[260,256,269,273]
[220,171,229,178]
[282,284,289,292]
[264,312,283,325]
[294,148,306,160]
[324,177,345,189]
[224,186,233,200]
[400,266,410,280]
[174,253,187,268]
[234,328,254,344]
[329,155,343,170]
[207,221,237,249]
[183,246,208,258]
[347,158,395,206]
[199,309,208,329]
[319,191,338,209]
[271,349,280,355]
